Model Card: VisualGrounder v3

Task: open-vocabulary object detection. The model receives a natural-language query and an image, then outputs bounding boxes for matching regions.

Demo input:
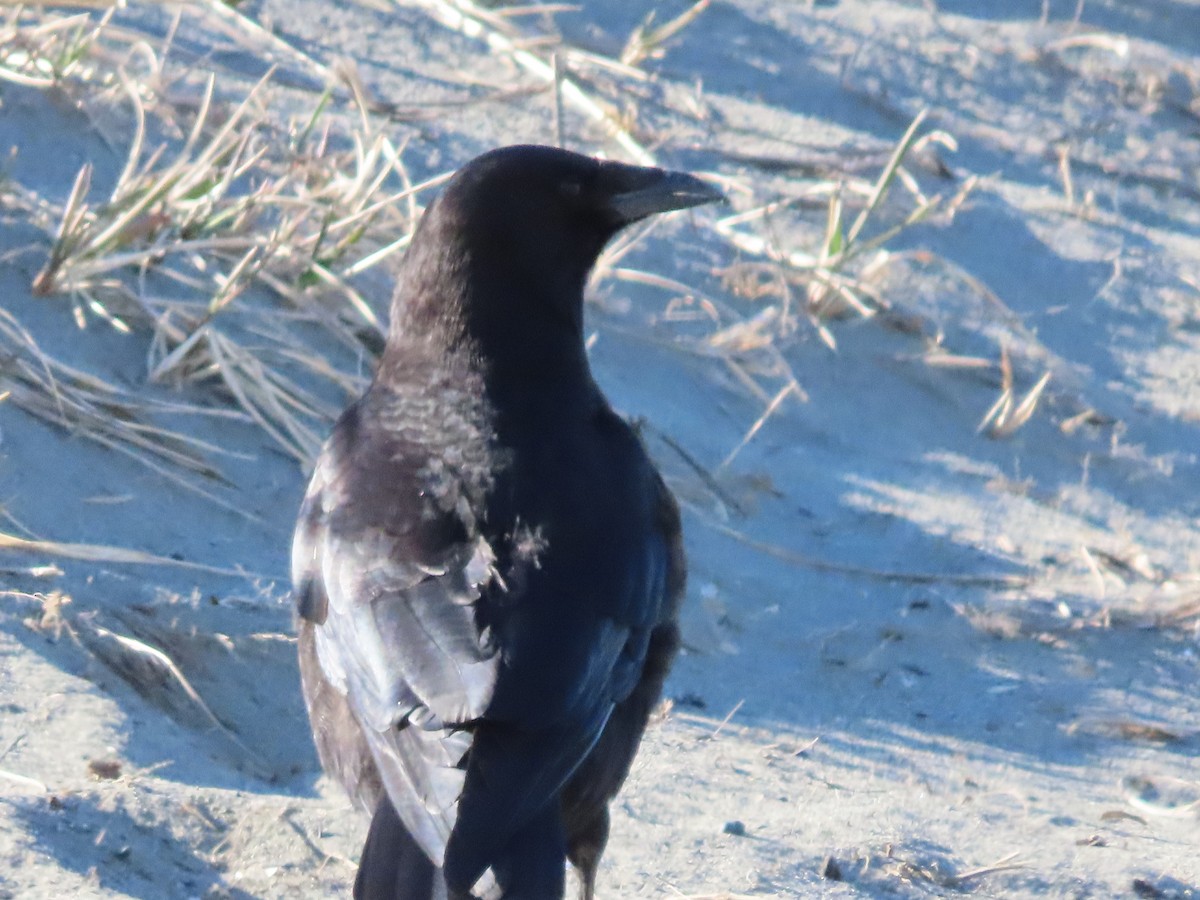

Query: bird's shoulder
[292,367,502,732]
[292,349,497,620]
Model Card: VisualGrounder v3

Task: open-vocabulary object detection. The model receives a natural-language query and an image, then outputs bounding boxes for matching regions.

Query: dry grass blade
[991,370,1051,437]
[641,422,747,518]
[205,330,327,464]
[1155,596,1200,628]
[919,350,993,369]
[0,307,239,492]
[719,380,801,471]
[608,267,710,300]
[689,505,1030,588]
[621,0,711,67]
[946,852,1024,887]
[707,306,781,353]
[0,8,110,87]
[31,162,94,297]
[76,618,274,777]
[195,0,336,84]
[1042,32,1130,57]
[978,392,1014,437]
[0,530,256,577]
[148,314,332,466]
[713,215,819,270]
[412,0,655,164]
[1120,775,1200,819]
[844,106,926,243]
[978,347,1052,437]
[0,768,48,795]
[0,563,64,579]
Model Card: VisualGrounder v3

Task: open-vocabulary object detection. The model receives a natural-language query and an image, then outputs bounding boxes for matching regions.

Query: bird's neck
[385,302,593,411]
[386,227,597,399]
[472,292,588,377]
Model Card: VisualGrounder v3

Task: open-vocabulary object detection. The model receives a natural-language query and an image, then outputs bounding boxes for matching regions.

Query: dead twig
[688,504,1030,588]
[0,530,261,578]
[77,617,274,778]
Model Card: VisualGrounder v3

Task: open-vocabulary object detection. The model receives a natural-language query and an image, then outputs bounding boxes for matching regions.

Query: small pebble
[88,758,122,780]
[722,820,746,836]
[821,856,843,881]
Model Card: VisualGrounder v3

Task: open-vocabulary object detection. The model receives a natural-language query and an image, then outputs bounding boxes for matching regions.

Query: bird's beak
[604,165,725,224]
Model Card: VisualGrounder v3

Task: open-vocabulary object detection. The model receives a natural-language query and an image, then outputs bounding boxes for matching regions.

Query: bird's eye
[560,180,583,199]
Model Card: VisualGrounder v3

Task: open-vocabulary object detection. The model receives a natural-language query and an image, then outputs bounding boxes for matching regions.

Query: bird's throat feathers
[387,215,594,388]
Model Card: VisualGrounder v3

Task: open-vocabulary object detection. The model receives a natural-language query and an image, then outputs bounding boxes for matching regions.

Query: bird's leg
[489,806,568,899]
[578,864,598,900]
[567,806,608,900]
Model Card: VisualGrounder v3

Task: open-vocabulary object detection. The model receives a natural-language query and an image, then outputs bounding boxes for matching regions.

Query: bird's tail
[354,797,450,900]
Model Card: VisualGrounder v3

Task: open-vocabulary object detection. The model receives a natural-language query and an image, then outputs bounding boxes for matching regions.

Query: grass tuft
[2,7,446,471]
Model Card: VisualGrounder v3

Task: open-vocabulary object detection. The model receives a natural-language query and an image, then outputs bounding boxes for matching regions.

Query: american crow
[292,145,720,899]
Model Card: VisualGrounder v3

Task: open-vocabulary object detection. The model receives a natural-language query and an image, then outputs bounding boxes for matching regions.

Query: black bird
[292,145,720,899]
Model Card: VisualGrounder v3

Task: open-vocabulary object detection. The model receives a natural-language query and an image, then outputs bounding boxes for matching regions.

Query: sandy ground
[1,1,1199,897]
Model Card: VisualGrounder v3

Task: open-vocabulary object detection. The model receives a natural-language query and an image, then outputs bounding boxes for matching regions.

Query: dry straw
[2,3,1060,594]
[2,6,450,473]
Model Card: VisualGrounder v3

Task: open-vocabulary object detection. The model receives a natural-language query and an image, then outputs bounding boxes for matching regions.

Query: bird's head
[393,145,722,354]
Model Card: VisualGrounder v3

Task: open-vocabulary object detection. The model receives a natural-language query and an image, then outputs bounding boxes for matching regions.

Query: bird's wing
[294,398,675,885]
[439,419,678,890]
[653,464,688,628]
[563,466,686,822]
[293,404,501,864]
